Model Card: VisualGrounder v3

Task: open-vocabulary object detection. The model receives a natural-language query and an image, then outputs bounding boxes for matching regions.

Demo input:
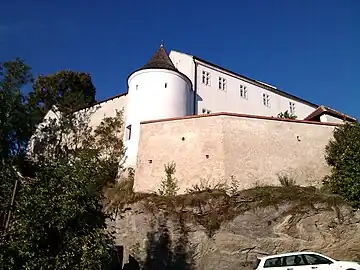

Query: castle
[41,45,356,194]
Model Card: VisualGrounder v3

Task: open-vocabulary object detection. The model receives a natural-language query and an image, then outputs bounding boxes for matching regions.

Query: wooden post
[4,178,20,230]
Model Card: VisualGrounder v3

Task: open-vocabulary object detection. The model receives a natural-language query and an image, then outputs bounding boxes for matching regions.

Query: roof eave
[193,55,319,108]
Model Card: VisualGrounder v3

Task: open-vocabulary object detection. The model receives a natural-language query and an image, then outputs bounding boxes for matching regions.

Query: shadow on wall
[143,214,195,270]
[112,214,195,270]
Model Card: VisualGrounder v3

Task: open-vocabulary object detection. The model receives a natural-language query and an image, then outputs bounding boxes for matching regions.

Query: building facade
[37,45,356,193]
[119,45,354,168]
[169,50,318,119]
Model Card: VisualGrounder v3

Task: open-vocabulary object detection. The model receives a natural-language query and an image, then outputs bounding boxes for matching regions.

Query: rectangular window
[240,85,248,99]
[125,125,132,140]
[289,102,295,114]
[202,108,211,114]
[202,70,210,86]
[218,77,226,91]
[263,93,270,107]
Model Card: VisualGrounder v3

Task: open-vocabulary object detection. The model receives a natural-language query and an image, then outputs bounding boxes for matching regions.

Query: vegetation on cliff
[0,58,123,269]
[116,177,346,239]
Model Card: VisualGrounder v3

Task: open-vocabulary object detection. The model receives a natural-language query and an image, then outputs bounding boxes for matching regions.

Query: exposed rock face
[109,187,360,270]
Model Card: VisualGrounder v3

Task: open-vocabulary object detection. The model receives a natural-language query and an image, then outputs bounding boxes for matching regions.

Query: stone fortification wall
[134,113,337,194]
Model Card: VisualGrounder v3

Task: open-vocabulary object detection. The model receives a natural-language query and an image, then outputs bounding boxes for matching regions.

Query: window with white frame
[262,93,270,107]
[202,108,211,114]
[202,70,210,86]
[289,102,295,114]
[240,85,248,99]
[218,77,226,91]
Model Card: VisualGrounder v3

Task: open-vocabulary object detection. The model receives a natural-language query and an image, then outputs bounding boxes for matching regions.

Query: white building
[37,45,356,169]
[115,45,354,167]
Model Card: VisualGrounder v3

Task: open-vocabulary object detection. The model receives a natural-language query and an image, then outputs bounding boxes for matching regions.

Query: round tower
[123,45,192,167]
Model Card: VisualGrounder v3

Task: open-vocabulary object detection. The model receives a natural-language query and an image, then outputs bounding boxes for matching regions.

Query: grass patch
[106,180,346,238]
[130,186,345,238]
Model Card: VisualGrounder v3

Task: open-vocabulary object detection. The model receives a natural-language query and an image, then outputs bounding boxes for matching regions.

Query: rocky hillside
[108,186,360,270]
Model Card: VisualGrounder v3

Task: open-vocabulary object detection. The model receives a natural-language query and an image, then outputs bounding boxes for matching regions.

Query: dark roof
[304,105,357,122]
[127,45,192,87]
[192,55,319,108]
[140,45,177,72]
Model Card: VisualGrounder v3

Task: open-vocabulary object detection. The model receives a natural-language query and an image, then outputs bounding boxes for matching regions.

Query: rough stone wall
[134,114,336,194]
[222,115,334,188]
[110,192,360,270]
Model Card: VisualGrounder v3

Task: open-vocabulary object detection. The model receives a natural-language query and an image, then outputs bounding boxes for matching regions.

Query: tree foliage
[30,70,96,117]
[324,121,360,206]
[1,108,124,269]
[0,58,38,158]
[0,58,39,231]
[0,57,124,269]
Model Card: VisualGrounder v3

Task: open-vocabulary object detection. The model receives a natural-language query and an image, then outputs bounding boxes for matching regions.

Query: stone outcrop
[109,186,360,270]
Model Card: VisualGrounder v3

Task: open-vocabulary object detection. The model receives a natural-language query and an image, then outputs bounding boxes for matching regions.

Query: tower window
[202,70,210,86]
[165,83,168,88]
[135,85,138,90]
[218,77,226,91]
[125,125,132,140]
[240,85,248,99]
[263,93,270,107]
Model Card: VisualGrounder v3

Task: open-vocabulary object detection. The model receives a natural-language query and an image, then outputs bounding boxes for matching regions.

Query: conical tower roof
[127,44,192,88]
[139,45,177,72]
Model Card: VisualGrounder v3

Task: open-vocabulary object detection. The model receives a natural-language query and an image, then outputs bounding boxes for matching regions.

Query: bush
[278,173,296,187]
[158,162,179,196]
[277,110,297,119]
[324,121,360,207]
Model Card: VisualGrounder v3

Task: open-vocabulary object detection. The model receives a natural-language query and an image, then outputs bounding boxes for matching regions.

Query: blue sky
[1,0,359,118]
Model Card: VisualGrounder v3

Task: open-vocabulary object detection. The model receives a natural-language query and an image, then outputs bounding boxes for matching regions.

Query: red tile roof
[304,105,356,122]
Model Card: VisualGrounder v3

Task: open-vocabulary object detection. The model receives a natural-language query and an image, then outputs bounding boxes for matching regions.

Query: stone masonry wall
[134,113,337,194]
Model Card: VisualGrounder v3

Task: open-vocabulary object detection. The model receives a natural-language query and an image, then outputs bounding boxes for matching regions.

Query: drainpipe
[193,59,198,115]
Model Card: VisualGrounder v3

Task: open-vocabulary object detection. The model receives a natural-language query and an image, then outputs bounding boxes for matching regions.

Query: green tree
[324,121,360,206]
[30,70,97,117]
[1,107,125,269]
[277,110,297,119]
[0,58,38,231]
[0,58,37,158]
[158,162,179,196]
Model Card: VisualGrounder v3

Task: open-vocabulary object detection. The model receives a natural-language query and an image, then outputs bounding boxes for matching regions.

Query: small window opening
[135,85,138,90]
[126,125,132,140]
[165,83,168,88]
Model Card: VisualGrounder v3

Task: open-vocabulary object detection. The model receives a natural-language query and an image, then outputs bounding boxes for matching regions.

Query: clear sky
[1,0,359,118]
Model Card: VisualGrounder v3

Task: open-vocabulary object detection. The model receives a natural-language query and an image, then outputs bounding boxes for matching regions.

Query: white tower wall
[124,68,191,167]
